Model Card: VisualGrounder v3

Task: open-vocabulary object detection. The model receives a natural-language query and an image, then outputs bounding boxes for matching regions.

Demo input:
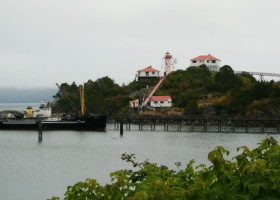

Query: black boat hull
[0,115,107,131]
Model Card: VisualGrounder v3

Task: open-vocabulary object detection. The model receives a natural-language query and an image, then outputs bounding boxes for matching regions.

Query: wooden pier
[108,115,280,133]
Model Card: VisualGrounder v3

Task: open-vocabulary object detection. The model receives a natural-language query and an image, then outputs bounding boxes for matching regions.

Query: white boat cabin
[24,101,52,118]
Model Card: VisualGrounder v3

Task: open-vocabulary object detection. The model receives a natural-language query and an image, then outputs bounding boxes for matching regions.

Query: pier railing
[107,115,280,133]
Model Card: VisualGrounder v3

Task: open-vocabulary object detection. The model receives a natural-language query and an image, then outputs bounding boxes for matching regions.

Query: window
[152,72,155,75]
[212,60,216,63]
[154,101,158,103]
[145,72,149,76]
[192,60,196,63]
[207,60,209,63]
[160,101,164,103]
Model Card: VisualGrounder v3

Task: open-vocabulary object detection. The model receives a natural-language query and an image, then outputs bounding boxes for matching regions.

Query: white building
[190,54,221,72]
[136,66,160,81]
[150,96,172,108]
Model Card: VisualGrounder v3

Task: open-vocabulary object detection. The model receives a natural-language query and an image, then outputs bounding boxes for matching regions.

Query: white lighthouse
[162,51,175,76]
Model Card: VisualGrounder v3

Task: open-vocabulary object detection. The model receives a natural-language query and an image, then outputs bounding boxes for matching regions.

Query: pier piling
[120,120,123,136]
[108,116,280,134]
[38,119,43,142]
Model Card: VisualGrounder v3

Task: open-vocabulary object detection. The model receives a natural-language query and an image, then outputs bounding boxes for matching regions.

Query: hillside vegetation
[52,65,280,118]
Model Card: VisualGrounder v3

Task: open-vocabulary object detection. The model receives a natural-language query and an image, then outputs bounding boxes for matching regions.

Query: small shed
[150,96,172,108]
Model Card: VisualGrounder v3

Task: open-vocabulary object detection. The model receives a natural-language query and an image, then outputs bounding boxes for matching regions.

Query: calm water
[1,124,279,200]
[1,103,279,199]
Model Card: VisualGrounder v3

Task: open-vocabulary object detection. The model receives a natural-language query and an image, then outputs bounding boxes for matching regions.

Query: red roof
[164,51,172,59]
[191,54,220,61]
[150,96,171,101]
[138,66,159,72]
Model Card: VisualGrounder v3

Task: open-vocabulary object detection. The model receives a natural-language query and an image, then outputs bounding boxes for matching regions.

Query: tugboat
[0,85,107,131]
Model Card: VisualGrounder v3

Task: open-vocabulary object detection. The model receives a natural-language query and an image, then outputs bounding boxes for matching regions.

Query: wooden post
[203,120,207,132]
[245,120,249,133]
[218,120,221,132]
[178,121,181,131]
[38,119,43,142]
[260,121,265,133]
[231,120,235,133]
[126,119,131,130]
[114,119,119,130]
[120,119,123,136]
[190,120,194,132]
[139,119,142,131]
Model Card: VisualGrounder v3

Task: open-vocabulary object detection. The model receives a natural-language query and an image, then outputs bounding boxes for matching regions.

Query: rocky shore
[0,110,24,118]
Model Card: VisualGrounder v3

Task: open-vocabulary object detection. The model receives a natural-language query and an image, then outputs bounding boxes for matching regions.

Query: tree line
[52,65,280,118]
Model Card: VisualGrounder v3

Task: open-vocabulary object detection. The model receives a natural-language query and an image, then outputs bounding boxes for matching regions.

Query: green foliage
[50,137,280,200]
[215,65,240,93]
[51,66,280,117]
[52,77,160,115]
[253,81,274,100]
[183,99,201,116]
[52,77,126,114]
[159,65,213,109]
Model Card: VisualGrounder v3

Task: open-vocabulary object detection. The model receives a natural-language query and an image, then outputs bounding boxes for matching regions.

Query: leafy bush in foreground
[49,137,280,200]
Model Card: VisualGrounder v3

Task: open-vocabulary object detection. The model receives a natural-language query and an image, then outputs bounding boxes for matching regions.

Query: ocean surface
[0,103,280,199]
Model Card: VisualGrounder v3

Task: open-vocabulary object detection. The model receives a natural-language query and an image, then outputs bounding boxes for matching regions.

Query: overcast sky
[1,0,280,88]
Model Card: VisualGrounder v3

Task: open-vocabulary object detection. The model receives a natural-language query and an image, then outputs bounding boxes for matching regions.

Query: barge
[0,84,107,131]
[0,114,107,131]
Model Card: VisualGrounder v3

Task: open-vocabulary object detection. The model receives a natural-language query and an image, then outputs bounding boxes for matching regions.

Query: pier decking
[108,115,280,133]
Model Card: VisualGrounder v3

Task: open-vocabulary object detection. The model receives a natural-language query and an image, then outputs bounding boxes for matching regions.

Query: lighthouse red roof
[164,51,172,59]
[138,66,160,72]
[191,54,220,61]
[150,96,171,101]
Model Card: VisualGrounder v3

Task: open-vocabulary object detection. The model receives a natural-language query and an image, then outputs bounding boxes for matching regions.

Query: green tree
[215,65,239,93]
[253,81,274,100]
[52,82,80,114]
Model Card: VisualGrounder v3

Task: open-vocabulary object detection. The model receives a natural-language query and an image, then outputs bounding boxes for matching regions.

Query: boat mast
[79,84,85,116]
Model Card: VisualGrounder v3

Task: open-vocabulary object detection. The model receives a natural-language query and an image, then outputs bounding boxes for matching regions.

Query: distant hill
[0,88,58,103]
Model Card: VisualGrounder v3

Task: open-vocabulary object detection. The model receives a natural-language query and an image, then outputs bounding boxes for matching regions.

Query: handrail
[142,77,165,106]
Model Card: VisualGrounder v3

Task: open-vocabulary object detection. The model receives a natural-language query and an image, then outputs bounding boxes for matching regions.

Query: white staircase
[142,77,165,106]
